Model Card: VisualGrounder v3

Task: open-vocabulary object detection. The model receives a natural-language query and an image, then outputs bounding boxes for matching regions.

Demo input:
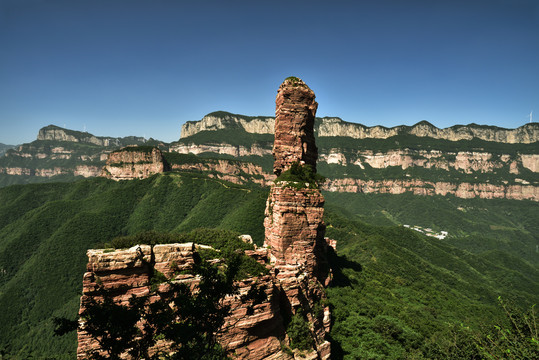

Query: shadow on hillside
[327,248,363,287]
[325,249,362,360]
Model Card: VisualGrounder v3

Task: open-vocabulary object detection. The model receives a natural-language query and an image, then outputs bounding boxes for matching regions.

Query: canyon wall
[38,125,146,147]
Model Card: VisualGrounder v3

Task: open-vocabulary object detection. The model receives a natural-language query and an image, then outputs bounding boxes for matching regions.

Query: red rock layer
[263,78,332,359]
[101,147,166,180]
[77,244,293,359]
[264,186,326,272]
[273,77,318,176]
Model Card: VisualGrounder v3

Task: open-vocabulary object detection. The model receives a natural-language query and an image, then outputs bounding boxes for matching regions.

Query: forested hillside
[0,173,536,358]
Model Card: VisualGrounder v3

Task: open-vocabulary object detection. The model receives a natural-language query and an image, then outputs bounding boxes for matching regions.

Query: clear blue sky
[1,0,538,144]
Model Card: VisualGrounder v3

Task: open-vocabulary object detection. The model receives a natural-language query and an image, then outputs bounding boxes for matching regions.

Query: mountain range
[1,112,538,200]
[0,112,537,358]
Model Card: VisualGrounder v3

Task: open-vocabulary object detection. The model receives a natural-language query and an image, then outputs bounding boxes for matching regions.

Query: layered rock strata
[263,77,331,359]
[171,159,275,187]
[273,77,318,176]
[101,147,168,180]
[77,244,291,359]
[323,178,539,201]
[180,111,539,144]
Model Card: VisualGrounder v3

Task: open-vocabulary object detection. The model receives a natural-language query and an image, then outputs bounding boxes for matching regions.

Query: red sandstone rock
[77,244,293,360]
[263,77,332,359]
[273,77,318,176]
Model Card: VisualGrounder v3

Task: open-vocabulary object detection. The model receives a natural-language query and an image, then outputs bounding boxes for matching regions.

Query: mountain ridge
[180,111,539,144]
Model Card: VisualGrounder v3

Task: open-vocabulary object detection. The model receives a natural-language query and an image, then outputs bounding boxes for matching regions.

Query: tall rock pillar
[273,77,318,176]
[264,77,331,359]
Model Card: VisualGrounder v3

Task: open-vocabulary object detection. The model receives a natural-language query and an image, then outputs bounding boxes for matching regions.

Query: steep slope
[0,173,268,359]
[325,211,539,359]
[0,175,537,358]
[0,143,14,157]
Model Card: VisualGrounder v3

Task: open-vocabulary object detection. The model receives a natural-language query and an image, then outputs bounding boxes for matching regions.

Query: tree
[55,253,240,360]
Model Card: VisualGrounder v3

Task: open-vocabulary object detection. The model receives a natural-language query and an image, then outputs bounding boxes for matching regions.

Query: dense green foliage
[176,128,274,148]
[0,173,537,358]
[0,174,267,358]
[324,210,538,359]
[274,162,325,189]
[323,192,539,265]
[286,310,313,351]
[110,145,158,154]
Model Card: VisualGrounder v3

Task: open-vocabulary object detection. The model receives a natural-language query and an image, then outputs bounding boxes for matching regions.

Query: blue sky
[1,0,538,144]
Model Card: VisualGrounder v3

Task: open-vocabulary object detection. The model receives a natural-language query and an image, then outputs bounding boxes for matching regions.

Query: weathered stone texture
[263,77,331,359]
[264,186,326,273]
[77,244,293,359]
[273,77,318,176]
[101,147,167,180]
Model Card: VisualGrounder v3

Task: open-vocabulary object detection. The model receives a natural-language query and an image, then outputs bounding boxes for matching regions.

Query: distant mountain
[173,111,539,201]
[1,116,538,201]
[181,111,539,143]
[0,125,166,187]
[0,143,14,157]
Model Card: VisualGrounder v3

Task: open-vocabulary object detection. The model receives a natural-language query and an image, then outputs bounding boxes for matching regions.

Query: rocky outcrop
[169,143,271,157]
[101,147,167,180]
[171,159,275,186]
[323,178,539,201]
[263,77,331,359]
[273,77,318,176]
[323,149,539,175]
[180,112,539,144]
[181,112,275,138]
[77,244,293,359]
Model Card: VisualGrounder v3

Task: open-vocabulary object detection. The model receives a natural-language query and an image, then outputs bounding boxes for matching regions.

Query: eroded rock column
[273,77,318,176]
[264,77,331,359]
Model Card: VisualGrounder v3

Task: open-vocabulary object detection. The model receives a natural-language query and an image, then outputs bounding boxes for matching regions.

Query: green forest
[0,173,537,358]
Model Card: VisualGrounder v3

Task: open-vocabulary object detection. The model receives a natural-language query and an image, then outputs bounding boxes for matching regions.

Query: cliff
[180,112,539,144]
[101,146,168,180]
[38,125,146,147]
[0,126,159,187]
[77,77,333,359]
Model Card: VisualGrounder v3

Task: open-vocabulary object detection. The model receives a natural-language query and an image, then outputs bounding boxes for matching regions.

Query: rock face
[77,244,292,359]
[180,112,539,144]
[38,125,146,147]
[272,77,318,176]
[171,159,275,187]
[181,112,275,138]
[101,147,168,180]
[263,77,331,359]
[77,78,333,359]
[323,178,539,201]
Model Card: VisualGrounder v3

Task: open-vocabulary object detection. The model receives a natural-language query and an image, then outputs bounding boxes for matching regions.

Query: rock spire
[264,77,332,358]
[273,76,318,176]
